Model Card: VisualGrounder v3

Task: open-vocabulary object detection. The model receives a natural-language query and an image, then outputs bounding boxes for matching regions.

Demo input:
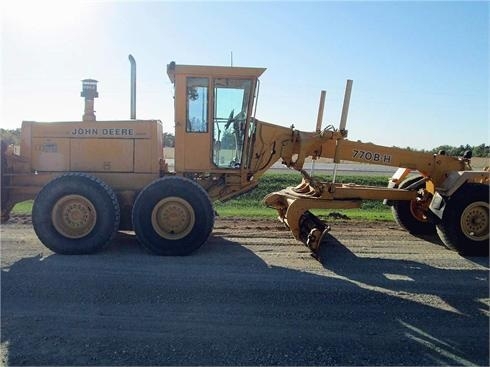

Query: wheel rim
[409,200,429,222]
[151,197,195,240]
[460,201,489,241]
[52,194,97,239]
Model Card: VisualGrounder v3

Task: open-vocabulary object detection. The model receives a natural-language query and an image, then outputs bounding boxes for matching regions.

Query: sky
[1,0,488,150]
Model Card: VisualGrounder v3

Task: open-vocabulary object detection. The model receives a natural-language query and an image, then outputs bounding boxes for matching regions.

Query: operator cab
[167,62,265,173]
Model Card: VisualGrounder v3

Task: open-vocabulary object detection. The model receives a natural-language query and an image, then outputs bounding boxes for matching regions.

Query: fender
[429,171,489,220]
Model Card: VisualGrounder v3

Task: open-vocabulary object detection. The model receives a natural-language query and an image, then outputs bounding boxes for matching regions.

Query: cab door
[180,76,213,171]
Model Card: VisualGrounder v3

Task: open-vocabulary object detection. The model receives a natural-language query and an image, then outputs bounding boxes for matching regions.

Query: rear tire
[132,176,214,255]
[32,173,120,254]
[436,183,489,256]
[391,175,436,235]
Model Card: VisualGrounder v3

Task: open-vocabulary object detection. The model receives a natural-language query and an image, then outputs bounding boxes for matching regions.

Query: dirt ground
[1,215,489,366]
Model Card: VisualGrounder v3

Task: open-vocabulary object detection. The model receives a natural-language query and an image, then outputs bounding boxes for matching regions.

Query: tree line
[402,143,489,158]
[1,128,488,157]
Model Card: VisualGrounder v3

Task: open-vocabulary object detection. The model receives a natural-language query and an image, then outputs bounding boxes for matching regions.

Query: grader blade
[264,176,420,253]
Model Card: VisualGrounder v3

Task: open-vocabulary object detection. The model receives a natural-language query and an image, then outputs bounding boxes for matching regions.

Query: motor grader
[1,57,488,256]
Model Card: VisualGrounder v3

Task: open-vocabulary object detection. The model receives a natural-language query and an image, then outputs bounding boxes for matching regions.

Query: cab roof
[167,61,266,82]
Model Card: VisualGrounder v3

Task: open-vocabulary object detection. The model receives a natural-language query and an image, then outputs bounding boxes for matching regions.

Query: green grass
[11,200,33,215]
[215,206,393,221]
[11,173,395,221]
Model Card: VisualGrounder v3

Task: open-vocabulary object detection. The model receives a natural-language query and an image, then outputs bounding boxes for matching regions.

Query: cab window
[186,77,208,133]
[213,78,252,168]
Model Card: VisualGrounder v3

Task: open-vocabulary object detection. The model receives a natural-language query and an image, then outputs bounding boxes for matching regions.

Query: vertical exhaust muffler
[128,54,136,119]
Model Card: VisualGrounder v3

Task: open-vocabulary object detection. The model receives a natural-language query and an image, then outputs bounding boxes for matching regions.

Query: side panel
[23,120,163,175]
[134,139,153,173]
[70,139,134,172]
[31,138,70,171]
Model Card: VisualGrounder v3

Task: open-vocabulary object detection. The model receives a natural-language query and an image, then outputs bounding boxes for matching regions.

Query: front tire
[436,183,489,256]
[132,176,214,255]
[32,173,120,254]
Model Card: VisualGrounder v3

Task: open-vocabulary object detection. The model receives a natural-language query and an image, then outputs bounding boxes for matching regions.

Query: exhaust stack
[128,54,136,119]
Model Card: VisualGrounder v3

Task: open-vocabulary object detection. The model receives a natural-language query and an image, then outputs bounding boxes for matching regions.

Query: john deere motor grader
[1,57,488,256]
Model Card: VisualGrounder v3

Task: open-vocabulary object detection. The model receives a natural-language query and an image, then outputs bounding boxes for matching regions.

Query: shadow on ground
[1,231,489,366]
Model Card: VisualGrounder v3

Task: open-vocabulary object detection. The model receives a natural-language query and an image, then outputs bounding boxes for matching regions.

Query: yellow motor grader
[1,56,488,256]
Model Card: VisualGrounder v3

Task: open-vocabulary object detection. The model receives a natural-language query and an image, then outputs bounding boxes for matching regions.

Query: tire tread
[32,172,120,254]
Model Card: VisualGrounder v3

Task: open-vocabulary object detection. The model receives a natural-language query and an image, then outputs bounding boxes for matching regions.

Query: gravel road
[1,216,489,366]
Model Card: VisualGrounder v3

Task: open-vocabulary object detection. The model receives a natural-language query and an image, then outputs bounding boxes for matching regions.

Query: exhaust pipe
[128,54,136,119]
